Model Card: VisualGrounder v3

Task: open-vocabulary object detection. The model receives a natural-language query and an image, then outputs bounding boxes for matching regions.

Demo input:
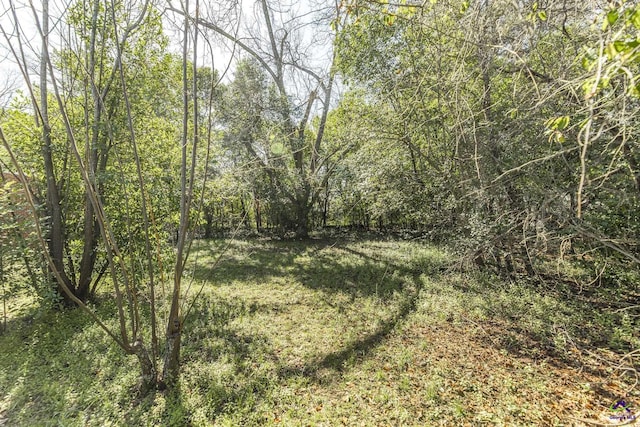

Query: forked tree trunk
[76,0,108,302]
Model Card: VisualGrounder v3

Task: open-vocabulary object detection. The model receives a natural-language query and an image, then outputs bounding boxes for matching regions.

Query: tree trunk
[322,186,329,228]
[294,192,311,238]
[76,0,108,302]
[240,197,249,228]
[1,253,5,333]
[132,339,157,394]
[41,0,75,305]
[204,207,214,238]
[161,315,181,386]
[254,193,262,232]
[77,203,99,301]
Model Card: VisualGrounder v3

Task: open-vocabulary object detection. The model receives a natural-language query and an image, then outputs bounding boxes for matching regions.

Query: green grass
[0,237,638,426]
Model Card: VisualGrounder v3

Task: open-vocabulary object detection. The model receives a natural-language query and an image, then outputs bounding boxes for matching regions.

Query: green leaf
[557,116,570,130]
[626,40,640,49]
[614,40,629,52]
[545,116,570,131]
[271,142,285,155]
[631,9,640,29]
[460,1,469,13]
[582,79,596,97]
[608,9,619,25]
[605,41,628,59]
[582,55,595,71]
[384,14,396,26]
[538,10,547,21]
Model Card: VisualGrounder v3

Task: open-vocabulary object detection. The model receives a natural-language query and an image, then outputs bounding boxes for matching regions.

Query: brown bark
[254,193,262,231]
[76,0,105,301]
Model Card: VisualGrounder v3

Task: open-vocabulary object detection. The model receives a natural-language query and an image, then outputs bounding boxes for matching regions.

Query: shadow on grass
[275,289,421,382]
[194,237,439,297]
[0,305,120,426]
[190,239,303,285]
[180,238,445,422]
[179,289,424,423]
[0,238,446,425]
[0,302,215,426]
[155,384,193,427]
[444,272,636,378]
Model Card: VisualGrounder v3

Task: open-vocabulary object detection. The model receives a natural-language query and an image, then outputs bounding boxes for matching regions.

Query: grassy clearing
[0,236,638,426]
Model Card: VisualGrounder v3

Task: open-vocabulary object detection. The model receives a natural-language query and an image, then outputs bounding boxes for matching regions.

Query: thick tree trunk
[294,192,311,238]
[132,339,157,395]
[161,316,181,386]
[296,218,309,238]
[77,202,99,301]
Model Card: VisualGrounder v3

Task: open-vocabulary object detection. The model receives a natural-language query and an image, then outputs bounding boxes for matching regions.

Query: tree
[0,0,219,393]
[568,0,640,266]
[335,0,607,273]
[0,0,175,304]
[170,0,341,237]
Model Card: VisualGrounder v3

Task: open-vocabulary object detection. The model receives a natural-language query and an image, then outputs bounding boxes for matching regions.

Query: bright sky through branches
[0,0,335,107]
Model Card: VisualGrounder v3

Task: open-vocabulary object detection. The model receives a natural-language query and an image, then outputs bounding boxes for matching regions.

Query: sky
[0,1,36,107]
[0,0,336,109]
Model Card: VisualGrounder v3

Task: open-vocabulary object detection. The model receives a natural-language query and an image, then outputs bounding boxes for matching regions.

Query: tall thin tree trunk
[1,253,5,333]
[322,185,329,228]
[240,197,249,228]
[254,192,262,232]
[163,0,198,385]
[77,0,104,301]
[40,0,75,303]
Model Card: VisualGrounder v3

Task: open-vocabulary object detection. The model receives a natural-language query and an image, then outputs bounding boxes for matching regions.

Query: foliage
[0,0,222,393]
[331,0,640,288]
